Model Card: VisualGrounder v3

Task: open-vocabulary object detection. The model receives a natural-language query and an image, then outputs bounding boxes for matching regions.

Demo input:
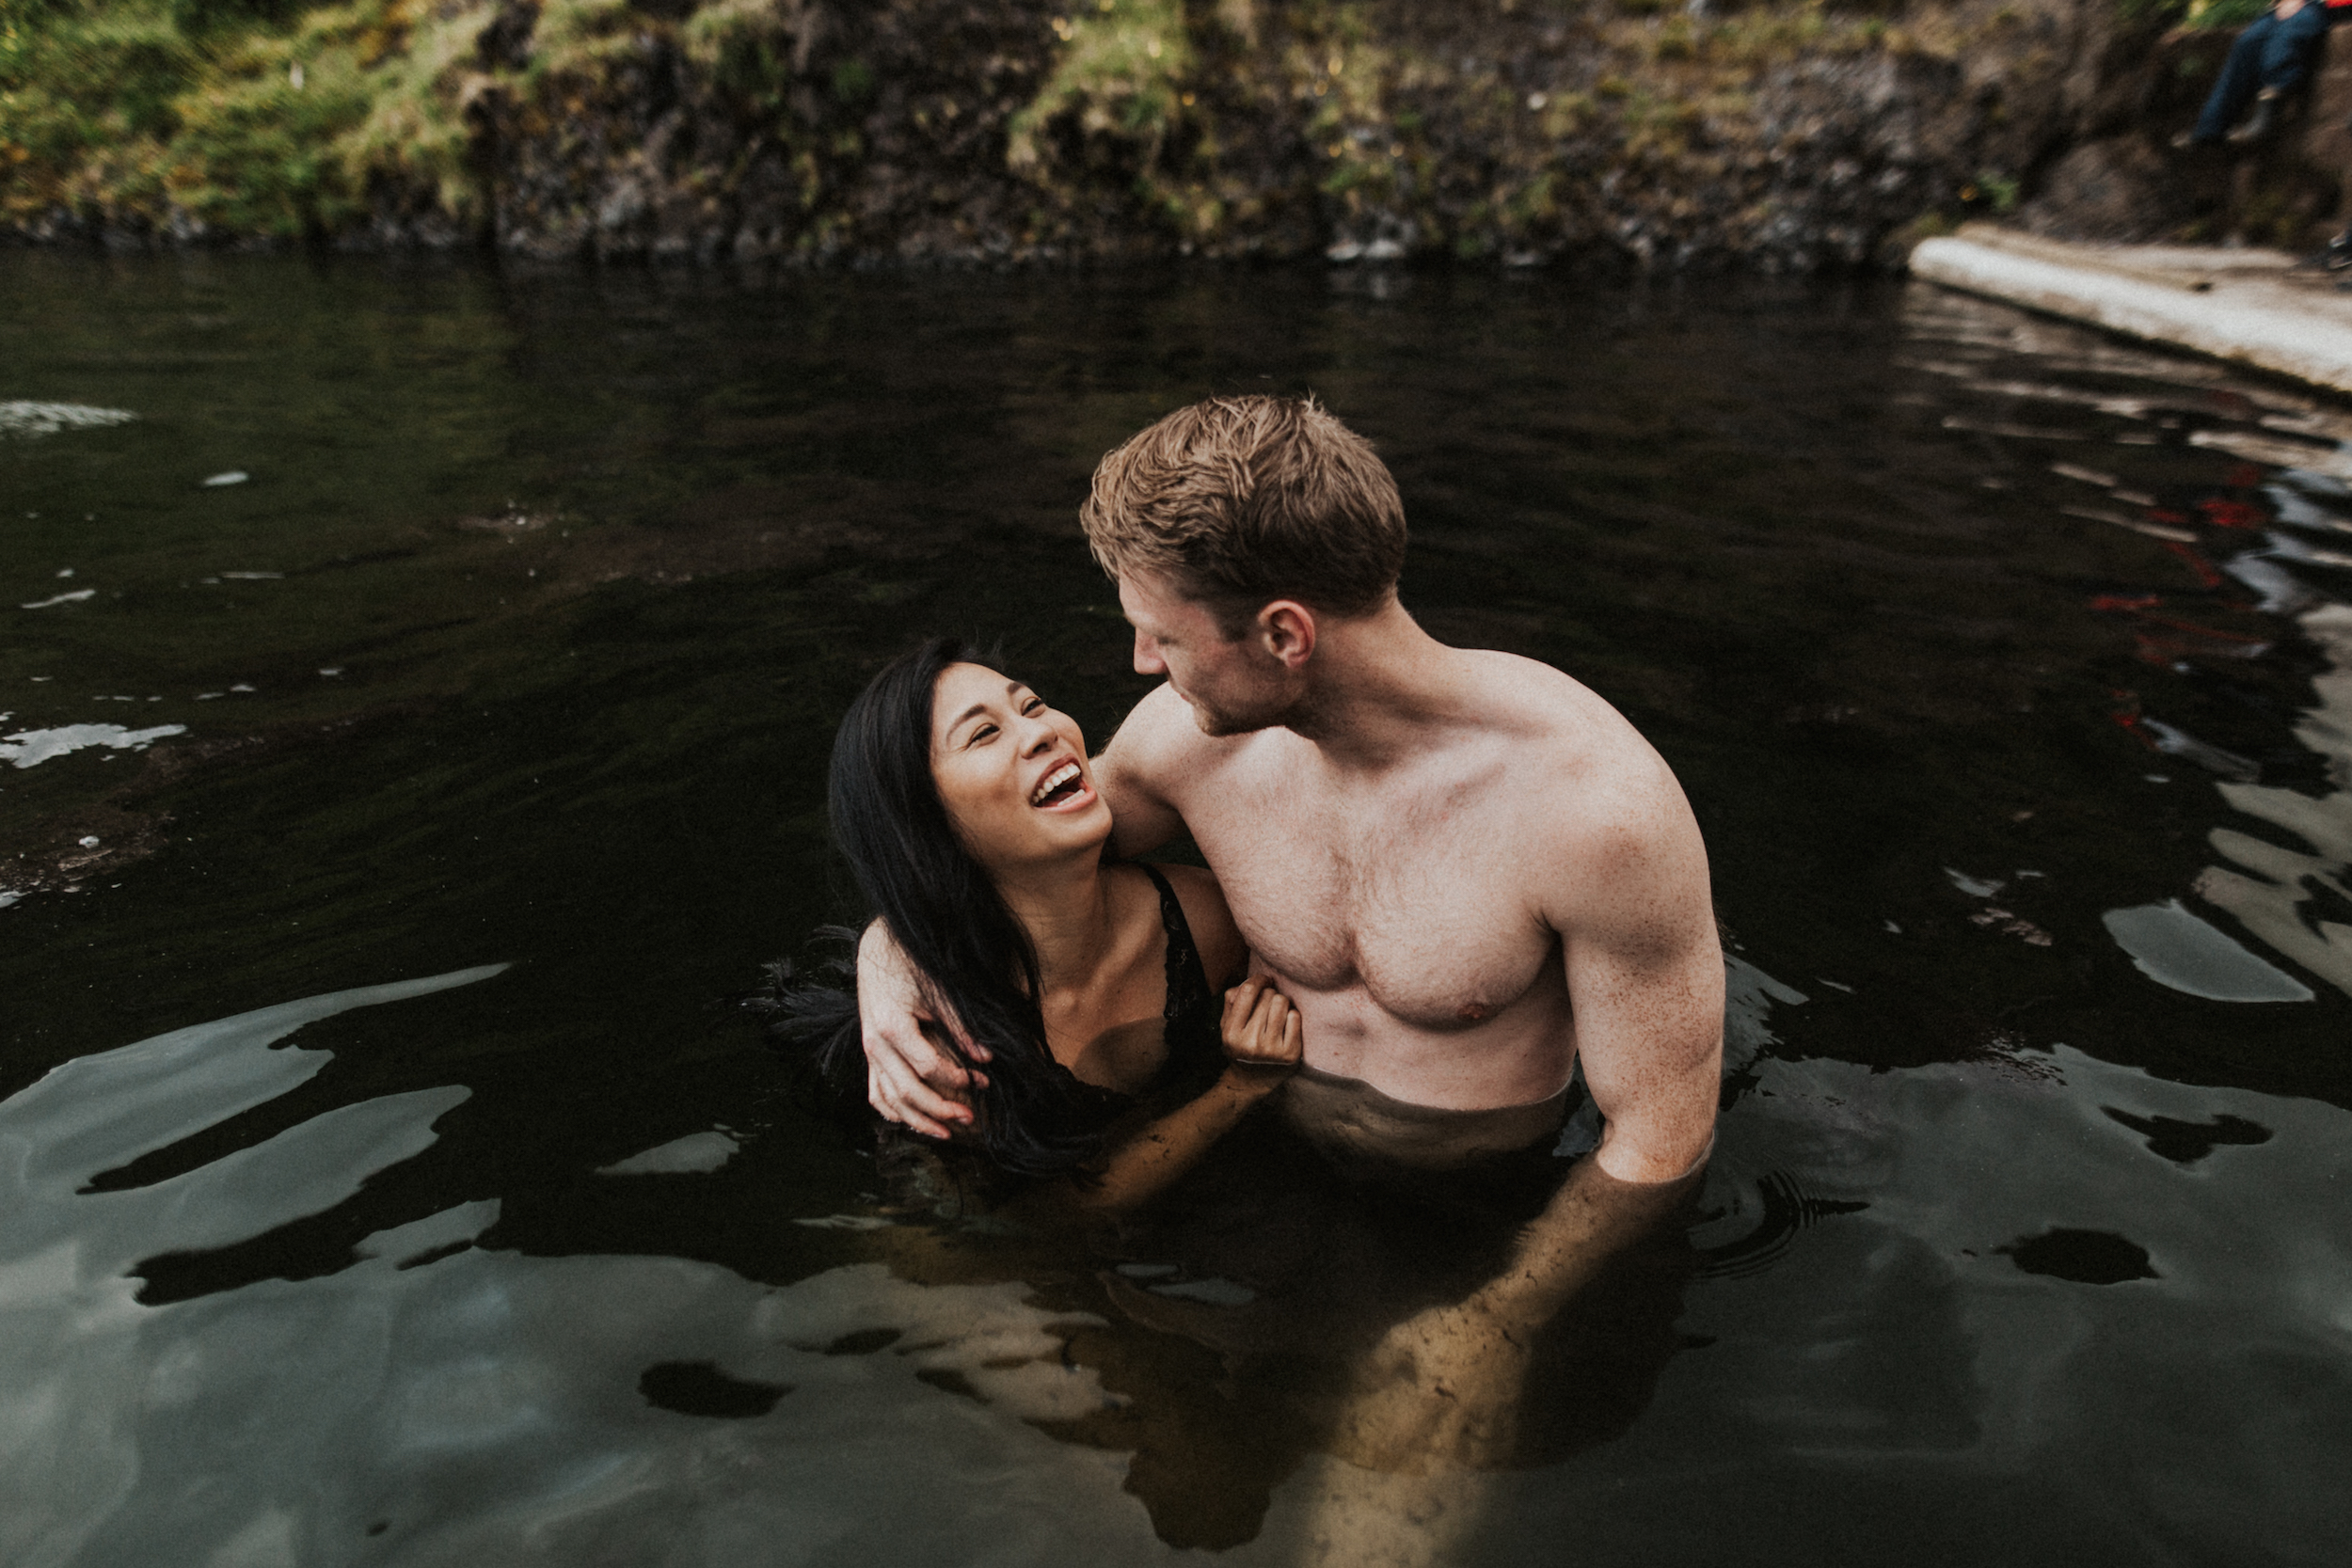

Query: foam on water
[0,722,187,769]
[596,1131,739,1176]
[0,401,136,438]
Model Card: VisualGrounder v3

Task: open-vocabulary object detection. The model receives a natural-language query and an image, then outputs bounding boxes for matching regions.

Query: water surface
[3,252,2348,1565]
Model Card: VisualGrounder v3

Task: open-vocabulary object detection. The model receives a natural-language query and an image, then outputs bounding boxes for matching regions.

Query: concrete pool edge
[1910,227,2352,397]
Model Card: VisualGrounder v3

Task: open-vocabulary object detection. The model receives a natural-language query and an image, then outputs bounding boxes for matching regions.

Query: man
[861,395,1723,1468]
[2175,0,2346,149]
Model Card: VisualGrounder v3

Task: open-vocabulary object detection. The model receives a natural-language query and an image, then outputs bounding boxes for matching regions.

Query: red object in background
[2090,594,2162,612]
[2225,463,2264,489]
[2161,540,2224,587]
[2198,499,2266,530]
[2110,690,2158,749]
[2138,611,2265,643]
[2137,634,2254,665]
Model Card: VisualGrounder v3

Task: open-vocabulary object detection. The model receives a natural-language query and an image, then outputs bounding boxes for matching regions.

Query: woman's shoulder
[1136,861,1247,992]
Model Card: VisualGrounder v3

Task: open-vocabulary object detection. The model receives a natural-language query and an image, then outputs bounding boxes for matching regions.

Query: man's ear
[1256,600,1317,669]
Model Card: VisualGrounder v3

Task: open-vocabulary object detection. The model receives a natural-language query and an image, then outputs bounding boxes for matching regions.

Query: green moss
[1007,0,1195,174]
[831,57,873,103]
[1965,167,2020,214]
[2,1,194,220]
[2,0,497,233]
[528,0,634,81]
[2172,0,2269,28]
[166,28,373,233]
[684,0,798,112]
[331,1,499,218]
[1697,2,1891,66]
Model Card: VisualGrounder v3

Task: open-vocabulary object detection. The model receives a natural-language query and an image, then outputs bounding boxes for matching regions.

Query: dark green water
[3,252,2348,1565]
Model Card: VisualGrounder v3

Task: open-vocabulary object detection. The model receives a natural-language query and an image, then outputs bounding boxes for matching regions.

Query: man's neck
[1285,601,1468,773]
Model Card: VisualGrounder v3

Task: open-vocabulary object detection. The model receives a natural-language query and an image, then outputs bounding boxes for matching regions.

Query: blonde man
[859,394,1723,1467]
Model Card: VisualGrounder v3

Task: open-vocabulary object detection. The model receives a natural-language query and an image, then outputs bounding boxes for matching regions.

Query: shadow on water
[4,253,2351,1564]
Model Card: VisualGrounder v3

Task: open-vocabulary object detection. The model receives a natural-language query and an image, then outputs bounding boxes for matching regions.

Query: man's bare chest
[1185,783,1555,1029]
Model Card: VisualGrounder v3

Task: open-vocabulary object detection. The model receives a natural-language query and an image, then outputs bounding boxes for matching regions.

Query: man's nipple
[1456,1001,1493,1022]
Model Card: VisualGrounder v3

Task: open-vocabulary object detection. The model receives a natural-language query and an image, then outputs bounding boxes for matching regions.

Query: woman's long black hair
[757,637,1113,1176]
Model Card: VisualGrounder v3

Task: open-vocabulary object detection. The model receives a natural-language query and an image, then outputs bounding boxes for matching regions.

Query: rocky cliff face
[9,0,2337,268]
[460,0,2142,270]
[2012,24,2352,249]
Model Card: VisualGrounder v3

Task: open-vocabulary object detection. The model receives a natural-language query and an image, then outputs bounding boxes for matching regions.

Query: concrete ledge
[1912,227,2352,395]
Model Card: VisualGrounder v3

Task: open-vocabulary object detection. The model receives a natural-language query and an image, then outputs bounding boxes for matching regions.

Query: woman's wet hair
[757,635,1111,1176]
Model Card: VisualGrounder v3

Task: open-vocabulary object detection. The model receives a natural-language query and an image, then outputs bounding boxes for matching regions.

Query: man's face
[1117,570,1297,736]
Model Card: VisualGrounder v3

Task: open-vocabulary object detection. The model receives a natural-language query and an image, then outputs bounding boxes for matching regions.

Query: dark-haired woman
[768,638,1301,1210]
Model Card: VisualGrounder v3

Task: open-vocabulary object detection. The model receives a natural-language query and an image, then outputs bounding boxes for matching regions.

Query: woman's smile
[1028,759,1094,811]
[930,661,1113,862]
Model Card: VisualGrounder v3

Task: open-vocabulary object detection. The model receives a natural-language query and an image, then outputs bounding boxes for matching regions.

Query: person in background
[2174,0,2349,149]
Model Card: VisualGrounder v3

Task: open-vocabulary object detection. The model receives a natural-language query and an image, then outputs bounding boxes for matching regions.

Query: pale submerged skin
[862,573,1726,1474]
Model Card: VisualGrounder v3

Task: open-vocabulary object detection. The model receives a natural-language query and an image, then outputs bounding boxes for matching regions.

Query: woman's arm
[1026,977,1300,1215]
[1150,861,1249,990]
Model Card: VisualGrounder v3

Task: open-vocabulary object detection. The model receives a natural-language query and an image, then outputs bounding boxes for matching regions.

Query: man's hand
[856,920,988,1139]
[1327,1294,1533,1475]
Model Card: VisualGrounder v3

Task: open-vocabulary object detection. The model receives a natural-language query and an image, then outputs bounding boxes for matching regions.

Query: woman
[765,636,1300,1209]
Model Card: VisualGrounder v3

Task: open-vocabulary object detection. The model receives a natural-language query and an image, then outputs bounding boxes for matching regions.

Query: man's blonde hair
[1080,395,1406,634]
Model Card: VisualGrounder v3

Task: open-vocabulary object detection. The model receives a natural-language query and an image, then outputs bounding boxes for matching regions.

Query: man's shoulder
[1099,684,1249,800]
[1461,651,1666,785]
[1111,684,1259,764]
[1455,650,1695,867]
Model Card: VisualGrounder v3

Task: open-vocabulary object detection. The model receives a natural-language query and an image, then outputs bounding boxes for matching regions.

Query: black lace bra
[1137,862,1226,1083]
[1048,863,1225,1125]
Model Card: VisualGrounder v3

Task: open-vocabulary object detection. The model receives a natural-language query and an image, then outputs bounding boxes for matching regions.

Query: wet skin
[913,662,1297,1212]
[1098,576,1725,1474]
[874,581,1725,1188]
[865,580,1724,1473]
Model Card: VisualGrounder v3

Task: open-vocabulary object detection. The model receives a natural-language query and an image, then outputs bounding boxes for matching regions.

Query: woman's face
[930,661,1112,872]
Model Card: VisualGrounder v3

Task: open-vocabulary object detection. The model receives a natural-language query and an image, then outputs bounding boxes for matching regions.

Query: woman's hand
[1219,975,1303,1094]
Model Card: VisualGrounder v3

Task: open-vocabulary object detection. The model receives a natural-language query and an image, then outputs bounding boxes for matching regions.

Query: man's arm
[1091,682,1191,860]
[1331,763,1723,1473]
[1553,787,1724,1186]
[857,684,1193,1132]
[855,921,985,1138]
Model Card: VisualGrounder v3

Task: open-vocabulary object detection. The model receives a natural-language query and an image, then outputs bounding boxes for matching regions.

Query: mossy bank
[0,0,2326,268]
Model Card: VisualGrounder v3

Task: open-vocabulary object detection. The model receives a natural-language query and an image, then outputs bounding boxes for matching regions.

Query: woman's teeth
[1030,762,1082,806]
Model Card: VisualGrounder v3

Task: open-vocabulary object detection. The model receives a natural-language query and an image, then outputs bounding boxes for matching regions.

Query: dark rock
[2018,136,2187,243]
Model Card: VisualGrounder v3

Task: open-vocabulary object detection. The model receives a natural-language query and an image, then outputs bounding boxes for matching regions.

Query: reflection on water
[7,966,2346,1565]
[2100,898,2313,1003]
[5,257,2352,1561]
[0,970,1174,1567]
[2199,604,2352,999]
